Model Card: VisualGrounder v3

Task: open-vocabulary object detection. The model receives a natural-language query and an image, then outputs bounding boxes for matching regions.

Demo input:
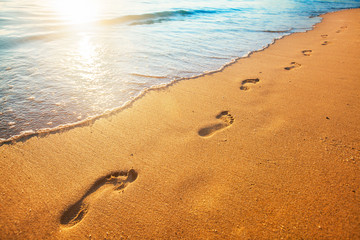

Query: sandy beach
[1,8,359,239]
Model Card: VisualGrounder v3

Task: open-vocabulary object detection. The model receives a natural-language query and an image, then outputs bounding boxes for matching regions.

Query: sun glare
[53,0,99,24]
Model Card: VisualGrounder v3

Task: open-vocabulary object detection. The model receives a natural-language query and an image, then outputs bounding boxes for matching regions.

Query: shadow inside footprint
[302,50,312,56]
[60,169,138,228]
[198,111,234,137]
[240,78,260,91]
[284,62,301,70]
[198,123,226,137]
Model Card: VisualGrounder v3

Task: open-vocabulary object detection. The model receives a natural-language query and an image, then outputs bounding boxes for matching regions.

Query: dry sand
[0,8,359,239]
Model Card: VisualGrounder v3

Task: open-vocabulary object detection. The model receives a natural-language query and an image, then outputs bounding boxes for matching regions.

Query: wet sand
[0,8,359,239]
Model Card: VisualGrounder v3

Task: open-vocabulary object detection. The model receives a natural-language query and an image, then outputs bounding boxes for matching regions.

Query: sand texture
[0,9,359,239]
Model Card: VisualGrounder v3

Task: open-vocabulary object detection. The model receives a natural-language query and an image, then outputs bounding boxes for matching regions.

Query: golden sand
[0,8,359,239]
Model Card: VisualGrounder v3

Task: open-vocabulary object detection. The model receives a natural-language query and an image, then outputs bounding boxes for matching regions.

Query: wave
[0,9,219,49]
[262,28,293,33]
[130,73,168,79]
[248,28,294,33]
[0,32,65,50]
[100,9,218,26]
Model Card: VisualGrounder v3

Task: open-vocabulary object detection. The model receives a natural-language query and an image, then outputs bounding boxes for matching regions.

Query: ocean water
[0,0,359,141]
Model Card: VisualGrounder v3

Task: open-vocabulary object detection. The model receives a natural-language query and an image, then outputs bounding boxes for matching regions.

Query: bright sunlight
[53,0,99,24]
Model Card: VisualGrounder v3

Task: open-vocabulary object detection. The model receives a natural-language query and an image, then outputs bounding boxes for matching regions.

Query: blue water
[0,0,359,140]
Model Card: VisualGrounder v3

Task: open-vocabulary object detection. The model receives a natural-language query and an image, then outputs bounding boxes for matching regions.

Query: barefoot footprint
[60,169,138,228]
[198,111,234,137]
[284,62,301,70]
[302,50,312,56]
[240,78,260,91]
[336,26,347,33]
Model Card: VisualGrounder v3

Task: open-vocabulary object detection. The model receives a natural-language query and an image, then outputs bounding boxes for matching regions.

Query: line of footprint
[290,26,346,70]
[197,27,345,138]
[321,25,347,45]
[197,78,259,138]
[197,31,327,138]
[60,26,347,229]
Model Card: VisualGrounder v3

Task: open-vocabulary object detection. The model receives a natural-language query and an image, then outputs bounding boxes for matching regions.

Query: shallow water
[0,0,359,140]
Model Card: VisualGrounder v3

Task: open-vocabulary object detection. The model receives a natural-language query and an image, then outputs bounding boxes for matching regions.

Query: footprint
[240,78,260,91]
[322,41,330,46]
[60,169,138,228]
[336,26,347,33]
[321,34,328,38]
[284,62,301,70]
[198,111,234,137]
[302,50,312,56]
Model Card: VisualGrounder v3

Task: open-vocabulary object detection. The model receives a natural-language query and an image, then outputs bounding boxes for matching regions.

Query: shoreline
[0,10,338,146]
[1,8,360,239]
